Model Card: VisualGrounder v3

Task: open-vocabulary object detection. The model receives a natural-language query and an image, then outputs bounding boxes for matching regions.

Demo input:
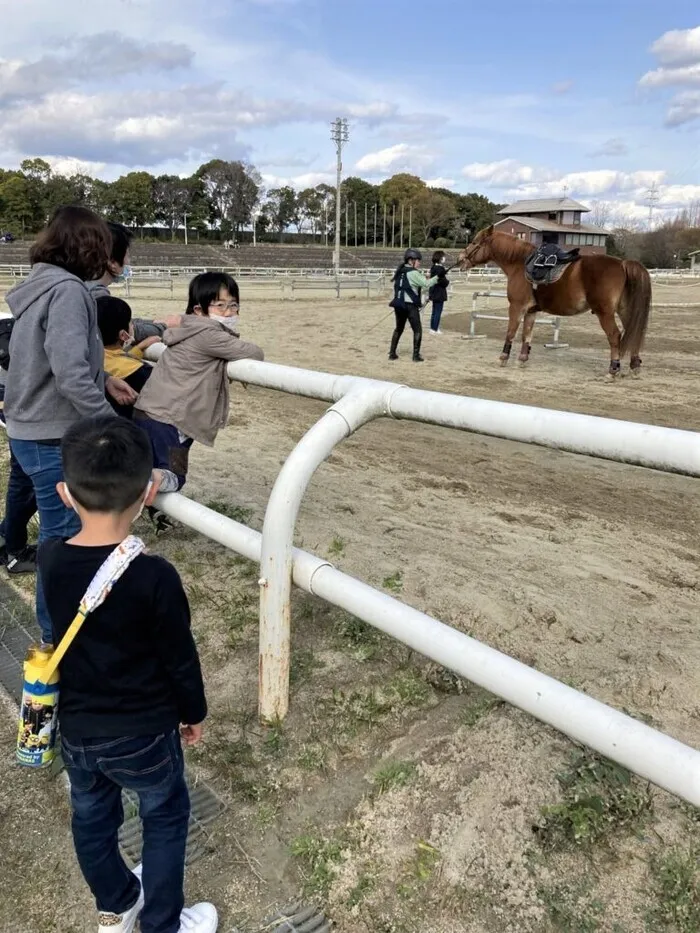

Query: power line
[330,118,349,275]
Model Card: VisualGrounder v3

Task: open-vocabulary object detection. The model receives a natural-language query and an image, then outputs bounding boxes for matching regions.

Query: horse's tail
[619,260,652,359]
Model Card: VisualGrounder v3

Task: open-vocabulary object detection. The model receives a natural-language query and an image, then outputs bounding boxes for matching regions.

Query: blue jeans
[134,414,193,491]
[0,447,37,553]
[9,439,81,642]
[430,301,445,332]
[61,731,190,933]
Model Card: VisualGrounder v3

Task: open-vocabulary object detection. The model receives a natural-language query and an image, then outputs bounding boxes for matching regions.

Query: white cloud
[665,90,700,127]
[355,143,434,175]
[488,161,700,221]
[461,159,554,187]
[509,169,665,199]
[425,177,456,189]
[0,33,191,104]
[649,25,700,67]
[45,156,107,177]
[640,63,700,89]
[639,26,700,126]
[261,171,334,190]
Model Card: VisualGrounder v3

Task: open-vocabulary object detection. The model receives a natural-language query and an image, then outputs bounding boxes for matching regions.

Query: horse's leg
[593,307,622,377]
[518,308,538,363]
[499,303,522,366]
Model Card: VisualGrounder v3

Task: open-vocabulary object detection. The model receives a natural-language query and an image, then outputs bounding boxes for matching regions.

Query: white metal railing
[141,347,700,805]
[1,329,699,803]
[465,291,569,348]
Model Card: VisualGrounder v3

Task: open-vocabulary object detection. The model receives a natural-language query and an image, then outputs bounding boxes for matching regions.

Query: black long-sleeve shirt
[39,541,207,740]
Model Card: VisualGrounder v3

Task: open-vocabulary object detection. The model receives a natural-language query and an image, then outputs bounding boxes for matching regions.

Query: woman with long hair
[4,206,136,643]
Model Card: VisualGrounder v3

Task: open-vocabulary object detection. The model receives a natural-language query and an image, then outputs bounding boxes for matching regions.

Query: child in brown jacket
[134,272,263,493]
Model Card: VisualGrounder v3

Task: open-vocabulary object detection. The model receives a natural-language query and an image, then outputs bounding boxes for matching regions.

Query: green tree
[153,175,199,239]
[340,176,379,245]
[0,174,34,235]
[378,173,425,206]
[453,192,502,240]
[19,157,52,228]
[196,160,261,237]
[414,189,459,242]
[297,187,323,239]
[264,186,297,242]
[106,172,156,233]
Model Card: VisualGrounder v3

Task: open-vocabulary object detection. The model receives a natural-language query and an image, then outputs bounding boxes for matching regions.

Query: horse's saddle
[525,243,580,287]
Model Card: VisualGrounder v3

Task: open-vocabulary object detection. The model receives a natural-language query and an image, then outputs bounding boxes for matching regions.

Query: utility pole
[354,201,358,248]
[400,203,405,248]
[345,198,349,247]
[183,212,188,246]
[373,203,377,246]
[646,182,660,230]
[252,209,258,247]
[408,205,412,247]
[391,204,396,247]
[364,202,368,246]
[330,117,349,274]
[383,203,387,247]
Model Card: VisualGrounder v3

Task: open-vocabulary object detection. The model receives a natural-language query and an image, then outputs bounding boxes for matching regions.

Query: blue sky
[0,0,698,224]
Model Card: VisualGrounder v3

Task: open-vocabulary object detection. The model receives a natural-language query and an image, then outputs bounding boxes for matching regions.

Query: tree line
[0,158,502,247]
[2,158,698,263]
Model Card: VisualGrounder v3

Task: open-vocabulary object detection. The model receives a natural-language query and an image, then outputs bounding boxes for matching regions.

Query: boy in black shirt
[39,417,217,933]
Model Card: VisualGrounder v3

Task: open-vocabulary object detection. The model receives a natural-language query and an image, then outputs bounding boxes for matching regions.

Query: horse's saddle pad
[525,243,580,286]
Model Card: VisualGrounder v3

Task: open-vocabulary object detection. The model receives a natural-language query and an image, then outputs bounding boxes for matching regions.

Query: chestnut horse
[457,227,652,375]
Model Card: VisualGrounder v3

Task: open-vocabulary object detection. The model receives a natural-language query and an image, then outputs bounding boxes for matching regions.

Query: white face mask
[64,481,153,524]
[211,314,240,332]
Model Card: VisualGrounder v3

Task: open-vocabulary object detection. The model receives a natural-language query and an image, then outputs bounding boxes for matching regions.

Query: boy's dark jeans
[61,731,190,933]
[430,300,445,332]
[0,447,37,553]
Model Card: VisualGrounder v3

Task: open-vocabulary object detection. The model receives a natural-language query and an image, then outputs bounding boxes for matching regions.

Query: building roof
[495,216,609,236]
[497,198,590,216]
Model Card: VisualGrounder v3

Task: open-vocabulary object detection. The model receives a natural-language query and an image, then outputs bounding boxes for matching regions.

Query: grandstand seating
[0,240,460,271]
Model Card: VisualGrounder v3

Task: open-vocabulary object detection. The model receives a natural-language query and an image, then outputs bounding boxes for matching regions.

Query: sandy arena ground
[0,277,699,932]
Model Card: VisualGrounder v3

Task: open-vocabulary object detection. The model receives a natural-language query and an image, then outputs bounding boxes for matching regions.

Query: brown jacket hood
[135,315,263,446]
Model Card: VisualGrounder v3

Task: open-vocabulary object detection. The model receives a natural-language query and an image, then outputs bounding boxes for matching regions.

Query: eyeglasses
[209,300,239,311]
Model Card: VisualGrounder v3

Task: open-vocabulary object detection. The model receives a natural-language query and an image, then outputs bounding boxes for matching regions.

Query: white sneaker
[179,903,218,932]
[429,329,438,335]
[97,866,144,933]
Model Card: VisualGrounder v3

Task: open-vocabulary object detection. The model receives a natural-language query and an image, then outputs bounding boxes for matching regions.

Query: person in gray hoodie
[4,206,136,643]
[87,222,181,343]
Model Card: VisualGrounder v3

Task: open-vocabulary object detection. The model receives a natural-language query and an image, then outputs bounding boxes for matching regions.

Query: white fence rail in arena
[0,306,698,802]
[142,347,700,805]
[464,291,569,349]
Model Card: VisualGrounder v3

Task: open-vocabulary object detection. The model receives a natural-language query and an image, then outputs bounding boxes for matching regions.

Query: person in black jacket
[428,250,450,335]
[40,416,218,933]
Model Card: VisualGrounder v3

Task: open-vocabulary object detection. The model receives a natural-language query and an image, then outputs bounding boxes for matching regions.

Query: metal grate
[119,774,227,866]
[0,576,37,703]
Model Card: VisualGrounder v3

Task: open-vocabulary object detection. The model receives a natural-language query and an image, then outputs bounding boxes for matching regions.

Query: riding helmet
[404,248,422,262]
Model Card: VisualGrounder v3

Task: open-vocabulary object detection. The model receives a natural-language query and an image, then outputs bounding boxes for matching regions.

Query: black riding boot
[412,329,423,362]
[389,331,400,360]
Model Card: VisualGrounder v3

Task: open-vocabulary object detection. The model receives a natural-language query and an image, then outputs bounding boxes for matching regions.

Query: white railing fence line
[146,349,700,806]
[1,334,698,804]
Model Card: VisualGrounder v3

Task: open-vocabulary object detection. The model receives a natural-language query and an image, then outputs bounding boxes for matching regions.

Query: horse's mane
[488,231,532,264]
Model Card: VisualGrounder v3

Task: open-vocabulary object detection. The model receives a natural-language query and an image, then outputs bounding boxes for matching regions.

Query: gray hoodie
[4,263,113,440]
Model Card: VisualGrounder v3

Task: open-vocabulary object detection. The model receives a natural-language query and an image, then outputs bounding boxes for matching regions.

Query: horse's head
[457,225,495,270]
